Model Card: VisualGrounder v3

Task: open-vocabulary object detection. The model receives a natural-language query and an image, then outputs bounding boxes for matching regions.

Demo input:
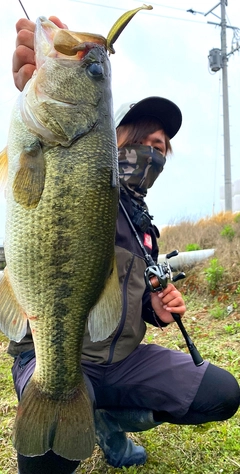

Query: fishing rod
[144,249,204,367]
[18,0,30,19]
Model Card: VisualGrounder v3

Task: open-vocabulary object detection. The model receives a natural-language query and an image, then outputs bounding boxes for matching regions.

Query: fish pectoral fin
[0,146,8,192]
[0,268,28,341]
[88,258,122,342]
[13,377,95,461]
[13,141,45,209]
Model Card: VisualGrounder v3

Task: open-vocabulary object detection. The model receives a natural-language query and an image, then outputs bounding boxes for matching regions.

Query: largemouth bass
[0,5,153,461]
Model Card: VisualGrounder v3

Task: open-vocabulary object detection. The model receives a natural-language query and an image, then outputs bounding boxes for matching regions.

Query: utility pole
[220,0,232,211]
[188,1,240,212]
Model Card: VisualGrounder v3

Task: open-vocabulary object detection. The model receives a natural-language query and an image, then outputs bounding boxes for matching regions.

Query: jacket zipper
[106,255,134,364]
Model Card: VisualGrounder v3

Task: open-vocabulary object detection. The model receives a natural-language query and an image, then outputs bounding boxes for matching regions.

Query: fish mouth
[20,18,109,146]
[53,29,107,59]
[37,17,108,66]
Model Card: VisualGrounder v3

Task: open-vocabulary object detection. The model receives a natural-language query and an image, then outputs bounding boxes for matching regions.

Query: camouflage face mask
[118,145,166,198]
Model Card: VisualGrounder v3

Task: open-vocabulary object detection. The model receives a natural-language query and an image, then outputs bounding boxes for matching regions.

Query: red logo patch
[144,233,152,249]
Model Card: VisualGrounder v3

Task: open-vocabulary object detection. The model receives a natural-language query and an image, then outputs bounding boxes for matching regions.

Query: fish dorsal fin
[0,268,28,342]
[106,4,153,54]
[0,147,8,193]
[13,141,45,209]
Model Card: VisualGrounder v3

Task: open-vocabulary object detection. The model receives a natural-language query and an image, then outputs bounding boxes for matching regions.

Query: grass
[0,212,240,473]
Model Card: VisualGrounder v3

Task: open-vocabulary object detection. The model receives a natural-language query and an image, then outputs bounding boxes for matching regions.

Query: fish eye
[87,62,104,80]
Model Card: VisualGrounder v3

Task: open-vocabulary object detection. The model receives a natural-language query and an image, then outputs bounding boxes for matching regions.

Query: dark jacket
[8,188,166,362]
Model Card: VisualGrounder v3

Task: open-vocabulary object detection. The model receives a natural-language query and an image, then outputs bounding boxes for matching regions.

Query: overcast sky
[0,0,240,243]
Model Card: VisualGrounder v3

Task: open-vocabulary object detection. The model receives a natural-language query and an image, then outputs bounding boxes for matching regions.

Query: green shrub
[209,305,227,319]
[233,212,240,223]
[204,258,224,291]
[185,243,201,251]
[220,224,235,241]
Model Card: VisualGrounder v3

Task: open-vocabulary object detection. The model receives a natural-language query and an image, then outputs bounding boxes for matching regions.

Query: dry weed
[159,212,240,294]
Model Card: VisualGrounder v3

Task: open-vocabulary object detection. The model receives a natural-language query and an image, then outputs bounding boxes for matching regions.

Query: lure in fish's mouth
[53,29,107,58]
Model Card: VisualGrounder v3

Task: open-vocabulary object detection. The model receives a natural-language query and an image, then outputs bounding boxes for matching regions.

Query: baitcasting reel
[144,250,185,293]
[144,250,204,367]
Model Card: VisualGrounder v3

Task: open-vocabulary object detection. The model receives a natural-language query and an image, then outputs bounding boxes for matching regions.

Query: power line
[133,1,189,13]
[68,0,207,25]
[69,0,129,12]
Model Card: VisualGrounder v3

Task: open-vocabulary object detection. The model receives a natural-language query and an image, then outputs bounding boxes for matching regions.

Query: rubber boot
[108,407,163,432]
[95,408,162,468]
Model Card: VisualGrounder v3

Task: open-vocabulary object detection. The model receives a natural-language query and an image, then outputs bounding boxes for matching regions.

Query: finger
[16,28,35,50]
[163,299,186,316]
[166,305,186,316]
[16,18,36,35]
[160,283,176,296]
[151,291,164,307]
[13,43,35,70]
[12,44,36,89]
[13,63,36,91]
[49,16,68,29]
[163,296,184,308]
[161,290,183,305]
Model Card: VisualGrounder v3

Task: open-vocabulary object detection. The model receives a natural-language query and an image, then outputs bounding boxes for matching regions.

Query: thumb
[49,16,68,29]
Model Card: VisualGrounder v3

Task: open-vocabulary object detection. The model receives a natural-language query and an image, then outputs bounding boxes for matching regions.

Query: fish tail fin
[0,146,8,193]
[13,376,95,461]
[88,257,122,342]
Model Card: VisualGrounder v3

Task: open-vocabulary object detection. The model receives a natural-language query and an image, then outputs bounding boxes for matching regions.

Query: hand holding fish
[13,16,67,91]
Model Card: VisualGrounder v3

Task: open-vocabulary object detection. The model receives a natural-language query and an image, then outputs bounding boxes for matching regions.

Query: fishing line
[18,0,30,20]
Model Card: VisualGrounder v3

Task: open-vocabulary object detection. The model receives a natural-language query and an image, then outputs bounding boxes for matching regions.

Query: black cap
[115,96,182,139]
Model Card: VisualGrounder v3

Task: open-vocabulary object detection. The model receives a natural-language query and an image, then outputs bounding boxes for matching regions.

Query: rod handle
[171,313,204,367]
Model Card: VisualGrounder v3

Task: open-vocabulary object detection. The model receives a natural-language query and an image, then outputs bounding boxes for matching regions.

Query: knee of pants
[12,352,96,409]
[12,352,36,401]
[193,363,240,419]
